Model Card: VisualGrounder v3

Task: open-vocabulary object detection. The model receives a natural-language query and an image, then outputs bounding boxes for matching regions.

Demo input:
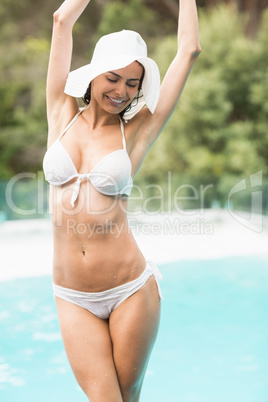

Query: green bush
[136,5,268,210]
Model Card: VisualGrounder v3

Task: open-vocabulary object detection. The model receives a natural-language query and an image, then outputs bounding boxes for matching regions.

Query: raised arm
[46,0,91,133]
[137,0,201,145]
[156,0,201,127]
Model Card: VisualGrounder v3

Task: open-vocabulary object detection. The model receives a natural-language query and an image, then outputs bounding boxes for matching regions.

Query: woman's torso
[44,109,145,292]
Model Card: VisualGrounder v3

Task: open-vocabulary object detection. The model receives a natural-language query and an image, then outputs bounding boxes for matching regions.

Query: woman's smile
[105,95,127,107]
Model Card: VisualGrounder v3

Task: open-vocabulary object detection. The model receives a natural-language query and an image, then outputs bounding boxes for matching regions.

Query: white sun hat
[64,30,160,119]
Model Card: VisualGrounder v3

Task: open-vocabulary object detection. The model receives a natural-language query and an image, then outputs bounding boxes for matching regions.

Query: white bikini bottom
[53,260,163,320]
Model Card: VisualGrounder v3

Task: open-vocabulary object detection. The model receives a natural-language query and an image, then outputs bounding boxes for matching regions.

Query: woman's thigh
[55,297,123,402]
[109,275,161,401]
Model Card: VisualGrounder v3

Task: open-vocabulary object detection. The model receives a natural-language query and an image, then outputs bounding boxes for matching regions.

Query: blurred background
[0,0,268,219]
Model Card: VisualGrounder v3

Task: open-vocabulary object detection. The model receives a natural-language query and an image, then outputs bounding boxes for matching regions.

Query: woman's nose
[115,82,126,97]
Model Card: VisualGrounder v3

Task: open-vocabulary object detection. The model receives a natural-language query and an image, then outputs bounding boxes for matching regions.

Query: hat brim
[64,55,160,120]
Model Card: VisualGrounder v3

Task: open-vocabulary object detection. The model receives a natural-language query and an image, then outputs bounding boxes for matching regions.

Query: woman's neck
[82,101,120,130]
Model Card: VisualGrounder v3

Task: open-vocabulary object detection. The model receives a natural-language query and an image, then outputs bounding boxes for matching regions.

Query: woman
[43,0,201,401]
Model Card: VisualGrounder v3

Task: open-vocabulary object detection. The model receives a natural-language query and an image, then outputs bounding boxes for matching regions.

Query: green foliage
[0,33,49,178]
[96,0,168,42]
[136,5,268,209]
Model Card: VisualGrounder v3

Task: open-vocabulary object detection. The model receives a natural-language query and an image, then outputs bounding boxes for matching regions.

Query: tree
[203,0,268,38]
[135,6,268,210]
[142,0,268,38]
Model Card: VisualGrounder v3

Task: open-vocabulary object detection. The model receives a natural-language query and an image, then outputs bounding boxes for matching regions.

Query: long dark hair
[82,67,145,121]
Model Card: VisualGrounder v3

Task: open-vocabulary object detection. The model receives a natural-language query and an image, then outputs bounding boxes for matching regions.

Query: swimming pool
[1,256,268,402]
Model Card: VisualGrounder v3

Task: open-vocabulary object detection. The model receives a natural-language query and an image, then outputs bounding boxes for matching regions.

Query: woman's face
[91,61,144,114]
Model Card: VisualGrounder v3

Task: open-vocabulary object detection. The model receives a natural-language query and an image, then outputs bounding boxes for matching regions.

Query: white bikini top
[43,110,133,207]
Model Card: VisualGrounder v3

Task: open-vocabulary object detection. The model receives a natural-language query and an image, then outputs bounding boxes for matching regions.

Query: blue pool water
[1,256,268,402]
